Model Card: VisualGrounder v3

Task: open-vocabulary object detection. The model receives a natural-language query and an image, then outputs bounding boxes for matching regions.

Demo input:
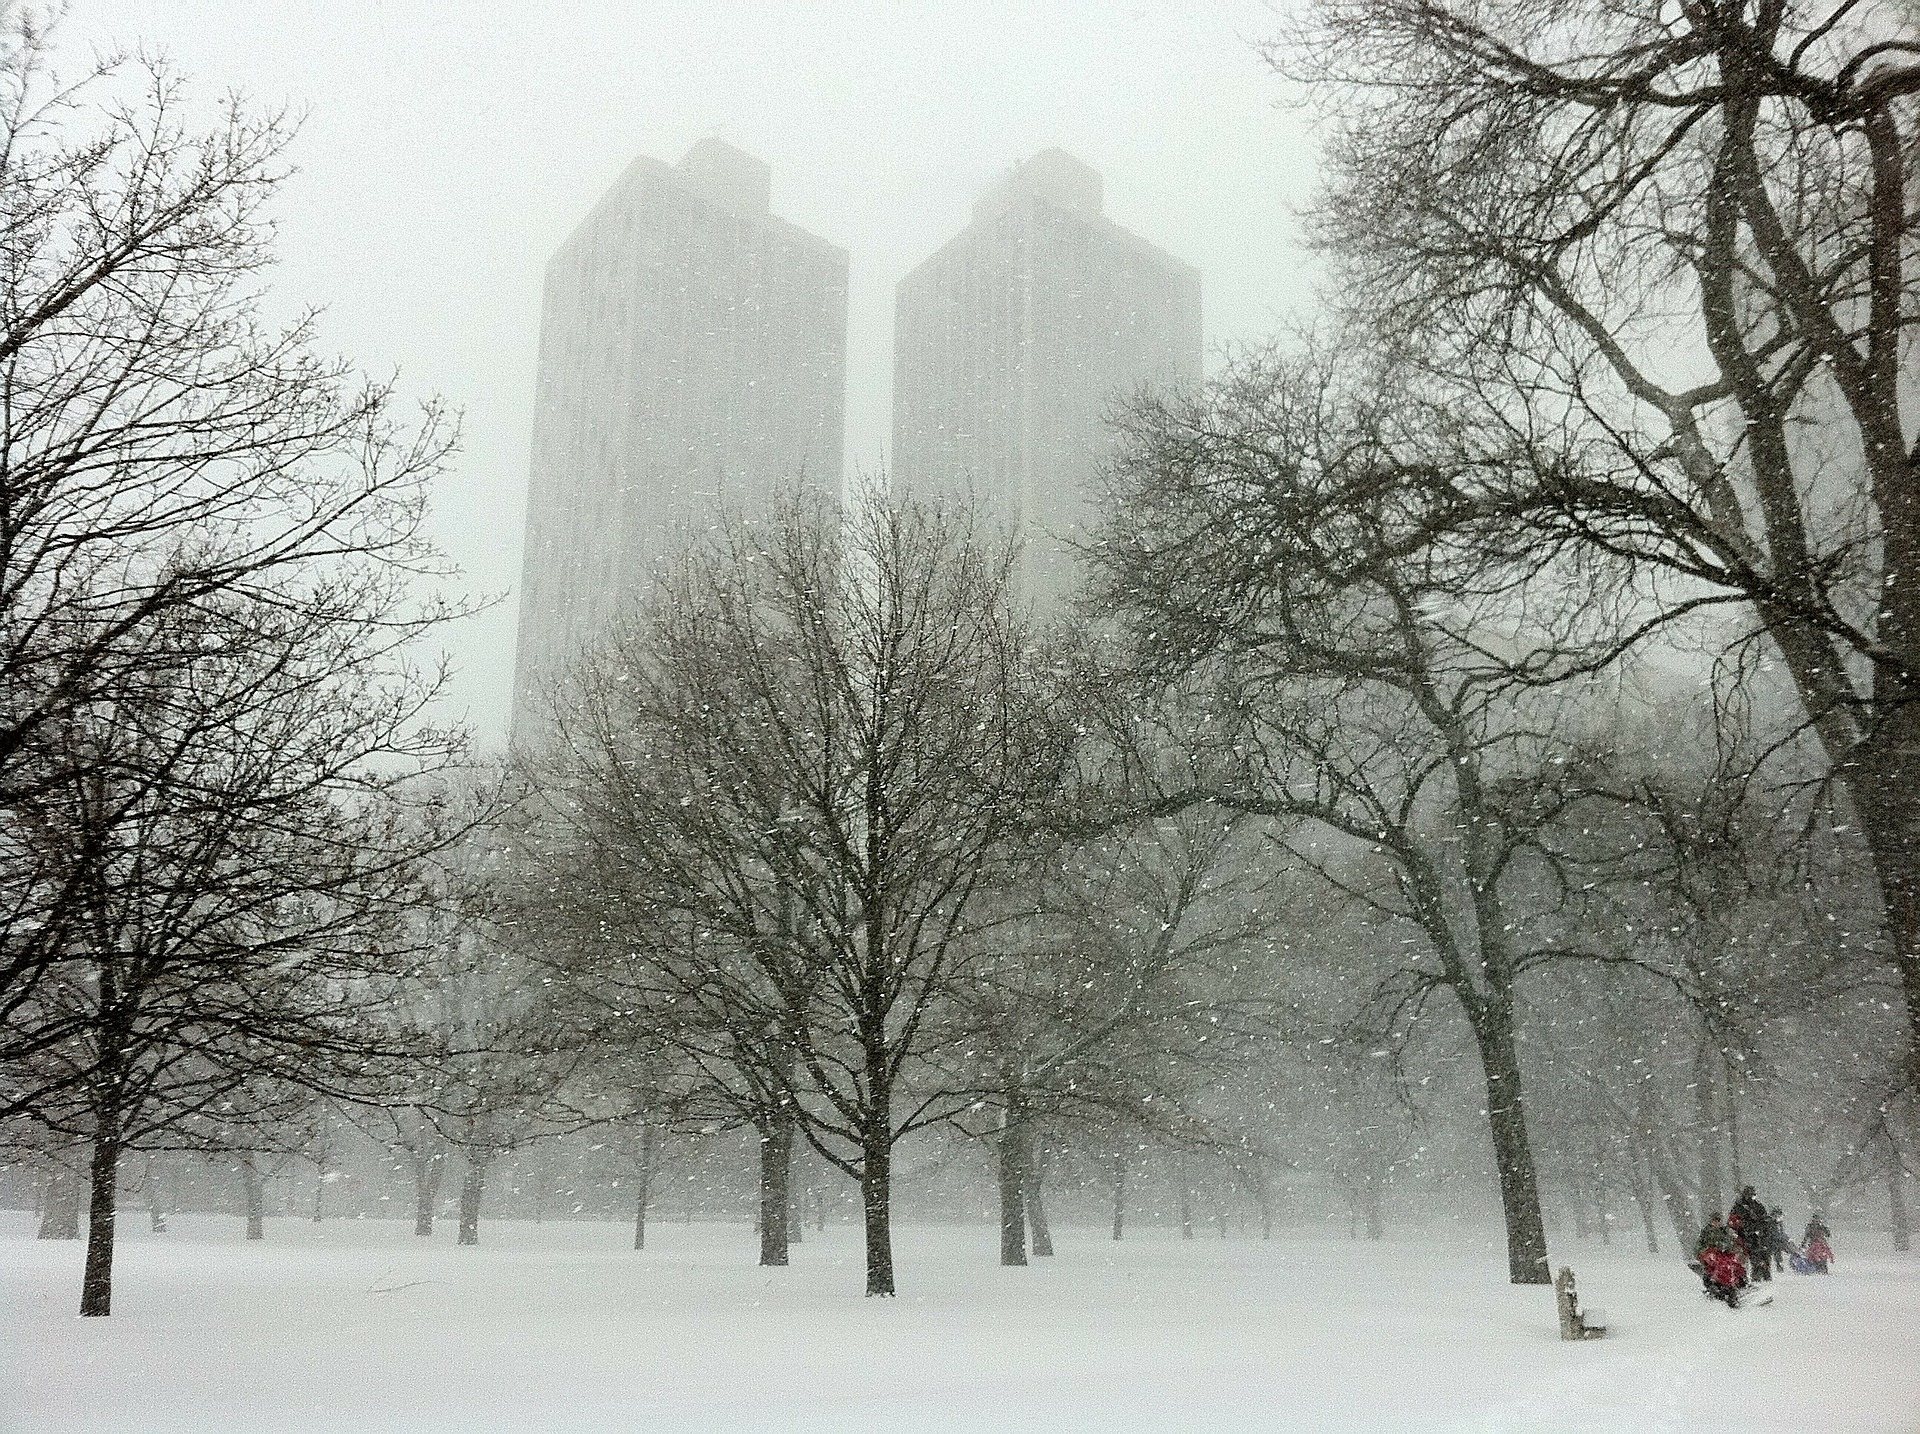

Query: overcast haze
[70,1,1318,744]
[13,5,1920,1426]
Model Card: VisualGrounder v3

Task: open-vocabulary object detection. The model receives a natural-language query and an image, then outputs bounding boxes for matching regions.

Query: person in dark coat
[1767,1207,1789,1273]
[1729,1186,1772,1281]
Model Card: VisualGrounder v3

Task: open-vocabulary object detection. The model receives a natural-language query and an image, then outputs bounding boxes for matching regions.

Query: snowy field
[4,1213,1917,1433]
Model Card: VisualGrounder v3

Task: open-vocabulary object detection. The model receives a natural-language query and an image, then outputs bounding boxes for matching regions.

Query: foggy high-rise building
[891,149,1201,598]
[511,139,848,737]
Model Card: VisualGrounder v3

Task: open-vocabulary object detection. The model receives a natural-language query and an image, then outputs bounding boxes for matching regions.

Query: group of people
[1692,1185,1835,1307]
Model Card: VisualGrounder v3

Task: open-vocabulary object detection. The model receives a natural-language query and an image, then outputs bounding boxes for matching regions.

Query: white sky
[69,1,1321,745]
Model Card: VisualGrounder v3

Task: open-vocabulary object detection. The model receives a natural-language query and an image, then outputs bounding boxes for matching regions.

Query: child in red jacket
[1694,1213,1747,1307]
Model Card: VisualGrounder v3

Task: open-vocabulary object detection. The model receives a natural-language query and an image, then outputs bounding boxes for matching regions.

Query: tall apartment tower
[891,149,1201,598]
[511,139,848,737]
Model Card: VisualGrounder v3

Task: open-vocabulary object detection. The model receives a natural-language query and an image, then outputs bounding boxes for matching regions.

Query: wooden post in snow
[1554,1267,1606,1340]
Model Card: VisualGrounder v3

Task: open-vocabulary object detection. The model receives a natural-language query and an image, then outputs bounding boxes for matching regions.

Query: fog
[73,0,1315,742]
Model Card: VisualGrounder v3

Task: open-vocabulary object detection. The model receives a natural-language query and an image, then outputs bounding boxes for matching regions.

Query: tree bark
[1471,1006,1551,1284]
[789,1158,805,1246]
[457,1154,489,1246]
[38,1167,82,1240]
[997,1107,1030,1267]
[860,1125,895,1296]
[240,1154,265,1240]
[80,1132,121,1317]
[1852,765,1920,1090]
[758,1117,793,1267]
[1111,1151,1126,1241]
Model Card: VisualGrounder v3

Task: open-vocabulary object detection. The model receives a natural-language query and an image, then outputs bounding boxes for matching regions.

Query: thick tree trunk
[789,1155,805,1247]
[240,1154,265,1240]
[80,1132,121,1317]
[1025,1140,1054,1258]
[457,1154,489,1246]
[1852,768,1920,1090]
[1471,1007,1551,1284]
[860,1125,895,1297]
[758,1117,793,1267]
[413,1153,443,1237]
[998,1110,1029,1267]
[1694,1040,1724,1221]
[1111,1152,1126,1241]
[81,1037,129,1314]
[1890,1157,1911,1254]
[38,1168,82,1240]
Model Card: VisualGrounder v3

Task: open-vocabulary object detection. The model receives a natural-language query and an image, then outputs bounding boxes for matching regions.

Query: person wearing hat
[1729,1185,1773,1281]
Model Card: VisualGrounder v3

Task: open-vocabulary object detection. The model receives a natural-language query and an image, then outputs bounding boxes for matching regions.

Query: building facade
[511,139,848,737]
[891,149,1202,599]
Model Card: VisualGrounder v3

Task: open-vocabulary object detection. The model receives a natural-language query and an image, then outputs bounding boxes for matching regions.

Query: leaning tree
[1088,350,1680,1283]
[1287,0,1920,1080]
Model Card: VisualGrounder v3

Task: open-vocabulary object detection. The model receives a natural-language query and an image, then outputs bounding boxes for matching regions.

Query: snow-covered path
[4,1214,1915,1432]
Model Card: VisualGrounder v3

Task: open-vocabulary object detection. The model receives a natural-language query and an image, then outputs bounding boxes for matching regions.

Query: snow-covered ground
[4,1212,1915,1432]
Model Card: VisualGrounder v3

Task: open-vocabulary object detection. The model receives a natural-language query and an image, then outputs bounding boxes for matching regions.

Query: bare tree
[390,813,585,1250]
[0,14,460,1045]
[1088,351,1674,1283]
[4,592,467,1316]
[1287,0,1920,1077]
[511,867,812,1268]
[533,490,1075,1295]
[955,811,1281,1266]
